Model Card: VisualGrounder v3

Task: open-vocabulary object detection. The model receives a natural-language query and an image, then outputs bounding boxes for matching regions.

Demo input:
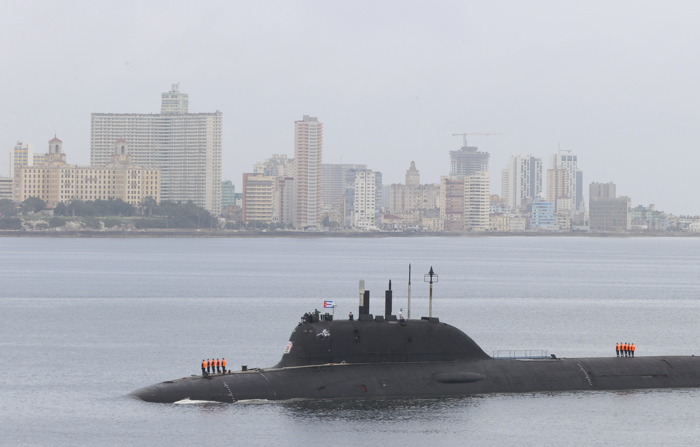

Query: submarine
[131,277,700,403]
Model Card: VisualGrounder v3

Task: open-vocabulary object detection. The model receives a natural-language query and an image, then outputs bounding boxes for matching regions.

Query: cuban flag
[323,300,336,308]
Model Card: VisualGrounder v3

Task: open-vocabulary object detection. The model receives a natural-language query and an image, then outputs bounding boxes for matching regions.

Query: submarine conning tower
[274,280,490,368]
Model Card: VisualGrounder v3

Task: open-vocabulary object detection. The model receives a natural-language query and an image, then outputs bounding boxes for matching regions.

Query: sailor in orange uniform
[631,343,635,357]
[201,359,206,375]
[216,358,220,373]
[616,343,620,357]
[222,358,226,373]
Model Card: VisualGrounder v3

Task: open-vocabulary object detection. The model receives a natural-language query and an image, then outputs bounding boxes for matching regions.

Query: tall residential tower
[90,85,222,213]
[294,115,323,228]
[502,155,542,211]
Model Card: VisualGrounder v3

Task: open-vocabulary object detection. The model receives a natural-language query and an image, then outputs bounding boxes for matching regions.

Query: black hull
[130,355,700,403]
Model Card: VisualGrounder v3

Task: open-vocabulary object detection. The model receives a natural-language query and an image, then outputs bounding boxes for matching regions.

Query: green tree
[67,198,135,217]
[153,200,213,229]
[141,196,158,217]
[0,199,18,217]
[54,202,67,216]
[22,197,47,214]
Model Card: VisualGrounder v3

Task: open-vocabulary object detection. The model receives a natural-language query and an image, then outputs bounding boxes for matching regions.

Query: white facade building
[502,154,542,211]
[90,85,222,214]
[464,171,490,231]
[353,170,376,230]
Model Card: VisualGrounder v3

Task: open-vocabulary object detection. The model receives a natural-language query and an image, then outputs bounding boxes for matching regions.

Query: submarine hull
[130,355,700,403]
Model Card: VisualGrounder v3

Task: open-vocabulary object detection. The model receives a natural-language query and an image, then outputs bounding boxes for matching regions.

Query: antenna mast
[407,264,411,320]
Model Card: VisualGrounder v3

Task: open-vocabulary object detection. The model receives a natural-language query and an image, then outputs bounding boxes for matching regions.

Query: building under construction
[450,142,490,177]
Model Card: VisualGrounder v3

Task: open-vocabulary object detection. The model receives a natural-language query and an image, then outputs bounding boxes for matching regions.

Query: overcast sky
[2,1,699,214]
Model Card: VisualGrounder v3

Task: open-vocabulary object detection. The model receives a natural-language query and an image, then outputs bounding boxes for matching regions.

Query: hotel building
[14,137,160,207]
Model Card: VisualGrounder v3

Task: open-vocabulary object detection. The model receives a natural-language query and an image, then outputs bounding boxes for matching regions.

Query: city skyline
[2,2,700,214]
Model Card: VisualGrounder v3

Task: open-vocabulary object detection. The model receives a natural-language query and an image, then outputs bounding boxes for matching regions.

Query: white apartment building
[294,115,323,228]
[353,170,376,230]
[90,85,222,214]
[464,171,490,231]
[502,154,542,211]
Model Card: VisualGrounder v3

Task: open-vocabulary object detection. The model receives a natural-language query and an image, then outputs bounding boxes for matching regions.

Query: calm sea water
[1,236,699,446]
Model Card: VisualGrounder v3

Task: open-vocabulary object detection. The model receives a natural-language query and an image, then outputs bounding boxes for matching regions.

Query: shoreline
[0,230,696,238]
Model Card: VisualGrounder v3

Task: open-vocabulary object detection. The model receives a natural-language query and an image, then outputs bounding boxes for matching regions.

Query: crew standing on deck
[616,343,620,357]
[207,359,211,373]
[631,343,635,357]
[222,358,226,373]
[216,358,221,373]
[201,359,206,375]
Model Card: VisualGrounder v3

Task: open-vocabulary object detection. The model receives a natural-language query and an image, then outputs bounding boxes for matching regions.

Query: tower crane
[452,133,503,147]
[557,142,572,154]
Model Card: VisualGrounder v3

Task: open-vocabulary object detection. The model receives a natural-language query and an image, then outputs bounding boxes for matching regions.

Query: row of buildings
[1,89,686,232]
[3,85,222,214]
[241,116,386,229]
[10,138,160,207]
[238,125,639,232]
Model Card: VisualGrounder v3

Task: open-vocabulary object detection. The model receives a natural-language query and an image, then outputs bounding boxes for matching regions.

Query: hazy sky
[2,1,699,214]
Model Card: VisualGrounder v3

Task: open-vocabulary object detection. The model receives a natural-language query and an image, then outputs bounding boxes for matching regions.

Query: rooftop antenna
[407,264,412,320]
[424,266,438,318]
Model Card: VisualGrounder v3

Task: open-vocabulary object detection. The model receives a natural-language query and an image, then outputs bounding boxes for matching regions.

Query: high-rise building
[241,173,294,225]
[160,83,188,114]
[221,180,235,208]
[439,176,465,232]
[14,137,160,206]
[90,85,222,214]
[450,141,489,176]
[589,182,631,231]
[322,163,366,214]
[502,155,542,210]
[463,171,490,231]
[241,173,278,224]
[8,142,34,178]
[546,169,571,212]
[549,153,582,209]
[405,161,420,186]
[382,185,391,209]
[294,115,323,228]
[353,170,376,230]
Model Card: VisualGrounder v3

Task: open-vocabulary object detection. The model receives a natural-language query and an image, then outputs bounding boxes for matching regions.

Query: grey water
[1,237,699,446]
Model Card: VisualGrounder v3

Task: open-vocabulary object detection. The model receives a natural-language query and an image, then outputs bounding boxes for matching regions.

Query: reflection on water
[279,397,484,422]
